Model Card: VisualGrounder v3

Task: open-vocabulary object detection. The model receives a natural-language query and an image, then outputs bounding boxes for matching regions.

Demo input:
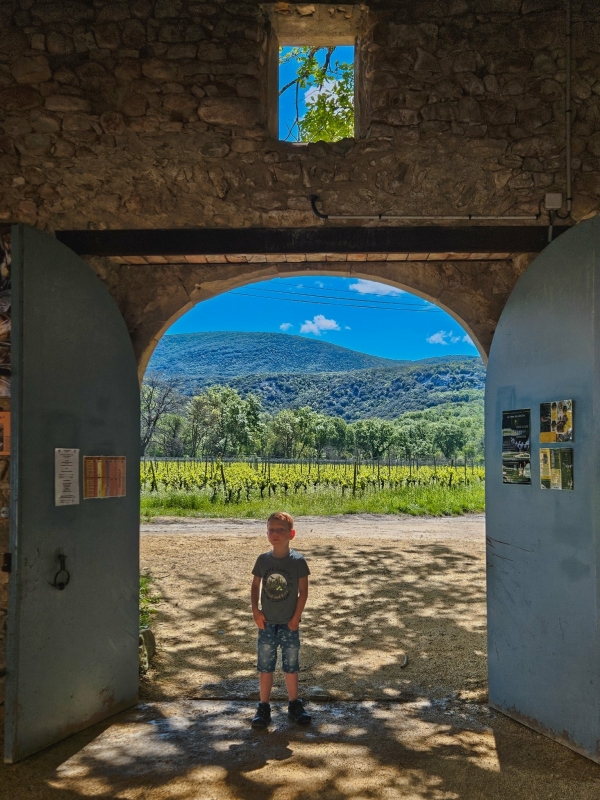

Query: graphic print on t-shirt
[264,572,290,602]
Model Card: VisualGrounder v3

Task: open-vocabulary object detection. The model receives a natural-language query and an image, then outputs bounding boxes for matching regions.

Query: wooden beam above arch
[55,225,569,259]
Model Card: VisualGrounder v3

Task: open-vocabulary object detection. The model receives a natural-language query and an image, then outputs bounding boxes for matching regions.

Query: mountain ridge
[147,331,485,421]
[149,331,408,379]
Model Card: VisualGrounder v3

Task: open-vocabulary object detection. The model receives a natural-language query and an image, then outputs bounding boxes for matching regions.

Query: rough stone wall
[0,0,598,231]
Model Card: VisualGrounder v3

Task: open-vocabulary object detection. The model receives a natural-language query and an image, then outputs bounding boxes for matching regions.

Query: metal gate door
[485,215,600,763]
[4,225,140,762]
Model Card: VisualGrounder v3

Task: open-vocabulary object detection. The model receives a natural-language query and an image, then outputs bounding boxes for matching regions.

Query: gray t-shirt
[252,549,310,624]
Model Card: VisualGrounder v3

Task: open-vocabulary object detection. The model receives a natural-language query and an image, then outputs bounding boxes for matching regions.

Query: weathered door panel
[485,215,600,762]
[4,225,140,763]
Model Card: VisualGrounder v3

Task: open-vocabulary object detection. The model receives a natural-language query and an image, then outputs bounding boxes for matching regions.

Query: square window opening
[278,45,355,143]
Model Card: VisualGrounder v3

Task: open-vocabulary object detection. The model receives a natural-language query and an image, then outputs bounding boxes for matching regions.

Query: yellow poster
[540,399,573,442]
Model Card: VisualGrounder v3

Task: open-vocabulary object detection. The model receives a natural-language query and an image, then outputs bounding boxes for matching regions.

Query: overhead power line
[238,285,431,308]
[229,290,441,312]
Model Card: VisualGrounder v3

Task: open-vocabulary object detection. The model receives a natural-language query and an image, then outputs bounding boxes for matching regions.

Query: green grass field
[141,482,484,519]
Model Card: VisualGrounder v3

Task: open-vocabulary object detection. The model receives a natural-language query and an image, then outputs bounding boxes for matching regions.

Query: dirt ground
[139,514,489,704]
[2,513,600,800]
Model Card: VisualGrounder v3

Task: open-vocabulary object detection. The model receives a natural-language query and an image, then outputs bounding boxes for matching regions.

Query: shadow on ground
[2,525,599,798]
[2,697,600,800]
[140,534,487,703]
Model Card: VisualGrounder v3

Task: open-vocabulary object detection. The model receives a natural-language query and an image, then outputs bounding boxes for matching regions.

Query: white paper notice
[55,448,80,506]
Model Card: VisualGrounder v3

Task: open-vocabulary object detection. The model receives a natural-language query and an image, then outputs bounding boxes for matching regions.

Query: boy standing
[250,511,311,728]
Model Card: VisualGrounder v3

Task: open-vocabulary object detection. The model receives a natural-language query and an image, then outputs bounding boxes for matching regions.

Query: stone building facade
[0,0,596,364]
[0,0,598,233]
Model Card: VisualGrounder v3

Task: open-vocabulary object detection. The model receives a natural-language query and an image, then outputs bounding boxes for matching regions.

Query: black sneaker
[288,699,311,725]
[251,702,271,728]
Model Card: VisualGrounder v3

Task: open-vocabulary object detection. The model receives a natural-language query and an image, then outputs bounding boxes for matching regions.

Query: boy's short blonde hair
[267,511,294,530]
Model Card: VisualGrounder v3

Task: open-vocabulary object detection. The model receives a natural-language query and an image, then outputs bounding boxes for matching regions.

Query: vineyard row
[141,460,485,503]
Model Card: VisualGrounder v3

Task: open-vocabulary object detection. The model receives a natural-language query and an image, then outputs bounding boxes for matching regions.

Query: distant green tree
[154,413,186,457]
[433,422,468,466]
[185,392,220,457]
[279,46,354,143]
[270,409,297,458]
[293,407,318,457]
[184,386,261,457]
[397,421,437,465]
[329,417,349,457]
[395,425,417,464]
[352,419,395,461]
[313,414,336,459]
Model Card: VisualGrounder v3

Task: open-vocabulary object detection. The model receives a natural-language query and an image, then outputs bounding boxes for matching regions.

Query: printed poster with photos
[540,447,573,490]
[0,227,11,397]
[502,409,531,484]
[540,399,573,442]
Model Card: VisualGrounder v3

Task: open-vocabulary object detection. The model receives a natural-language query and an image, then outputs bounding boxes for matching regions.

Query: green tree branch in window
[279,46,354,143]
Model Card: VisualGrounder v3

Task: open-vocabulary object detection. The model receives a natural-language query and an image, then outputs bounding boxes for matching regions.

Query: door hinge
[1,552,11,573]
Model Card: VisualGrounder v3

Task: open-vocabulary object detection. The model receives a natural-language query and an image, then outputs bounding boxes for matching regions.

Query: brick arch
[89,255,533,380]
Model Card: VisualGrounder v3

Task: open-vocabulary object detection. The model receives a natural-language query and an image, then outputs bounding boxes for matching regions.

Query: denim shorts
[257,623,300,674]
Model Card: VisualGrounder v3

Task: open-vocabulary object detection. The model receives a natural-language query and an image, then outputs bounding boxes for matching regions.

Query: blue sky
[166,276,480,362]
[279,45,354,141]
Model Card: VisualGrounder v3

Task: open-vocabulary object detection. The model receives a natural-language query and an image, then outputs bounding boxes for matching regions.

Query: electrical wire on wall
[309,195,541,222]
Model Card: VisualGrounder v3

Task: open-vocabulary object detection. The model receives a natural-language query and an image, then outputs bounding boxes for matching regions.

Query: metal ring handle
[49,553,70,590]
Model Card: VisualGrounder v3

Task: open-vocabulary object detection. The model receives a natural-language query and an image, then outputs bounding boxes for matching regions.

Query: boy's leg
[280,626,310,724]
[257,624,277,681]
[260,672,274,702]
[279,626,301,687]
[284,672,298,702]
[253,625,276,728]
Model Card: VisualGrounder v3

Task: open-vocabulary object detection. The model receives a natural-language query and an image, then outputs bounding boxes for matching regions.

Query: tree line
[141,374,484,466]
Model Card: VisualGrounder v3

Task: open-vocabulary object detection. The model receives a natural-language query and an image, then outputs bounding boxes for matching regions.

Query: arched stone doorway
[87,253,534,379]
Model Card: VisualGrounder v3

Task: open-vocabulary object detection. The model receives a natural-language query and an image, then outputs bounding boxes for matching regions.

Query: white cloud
[344,325,351,330]
[426,329,461,345]
[300,314,341,335]
[280,322,293,331]
[315,280,324,288]
[349,279,405,296]
[463,334,474,345]
[427,331,448,345]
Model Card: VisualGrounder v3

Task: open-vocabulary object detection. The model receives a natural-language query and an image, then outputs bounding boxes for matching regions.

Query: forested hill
[148,331,485,422]
[226,362,485,421]
[150,331,406,379]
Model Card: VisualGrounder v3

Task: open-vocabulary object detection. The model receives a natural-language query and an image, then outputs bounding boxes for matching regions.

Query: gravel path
[141,513,486,540]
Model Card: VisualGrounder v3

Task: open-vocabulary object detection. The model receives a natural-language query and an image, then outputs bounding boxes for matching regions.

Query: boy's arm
[288,576,308,630]
[251,575,267,629]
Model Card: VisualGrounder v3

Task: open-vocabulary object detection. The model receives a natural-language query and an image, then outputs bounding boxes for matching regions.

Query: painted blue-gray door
[4,225,140,763]
[486,215,600,763]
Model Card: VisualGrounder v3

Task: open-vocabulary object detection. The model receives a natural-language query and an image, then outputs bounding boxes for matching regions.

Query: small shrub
[140,573,161,628]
